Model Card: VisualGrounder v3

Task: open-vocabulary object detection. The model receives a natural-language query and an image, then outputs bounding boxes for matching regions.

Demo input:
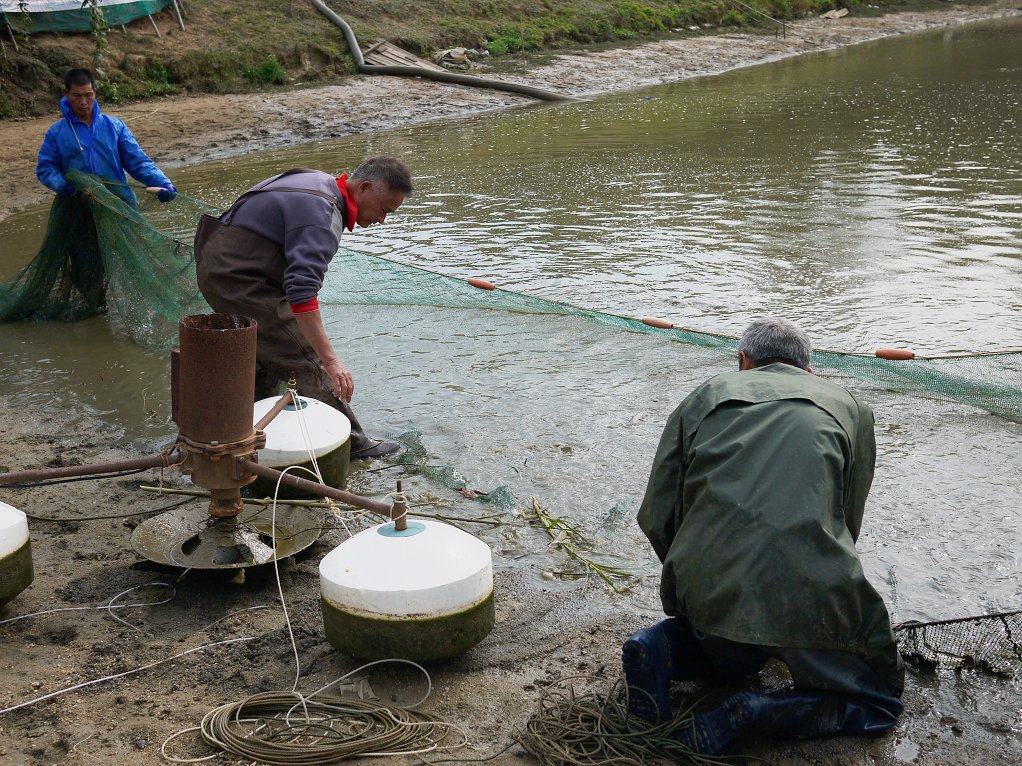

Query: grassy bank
[0,0,987,119]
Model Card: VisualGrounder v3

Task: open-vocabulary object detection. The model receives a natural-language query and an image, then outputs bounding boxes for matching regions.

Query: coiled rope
[519,675,752,766]
[189,690,459,765]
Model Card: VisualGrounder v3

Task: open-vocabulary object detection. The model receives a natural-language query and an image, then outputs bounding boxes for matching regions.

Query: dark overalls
[193,171,373,452]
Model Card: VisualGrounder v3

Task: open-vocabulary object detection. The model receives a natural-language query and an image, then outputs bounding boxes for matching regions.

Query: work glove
[156,182,177,203]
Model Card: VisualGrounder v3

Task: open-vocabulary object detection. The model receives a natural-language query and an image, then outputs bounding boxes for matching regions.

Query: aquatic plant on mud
[526,499,635,591]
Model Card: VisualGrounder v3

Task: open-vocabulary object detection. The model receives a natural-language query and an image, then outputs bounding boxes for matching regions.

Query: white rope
[0,581,175,629]
[286,385,361,535]
[0,637,255,715]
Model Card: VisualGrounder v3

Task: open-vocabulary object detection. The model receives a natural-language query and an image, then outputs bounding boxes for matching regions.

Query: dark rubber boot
[675,689,902,754]
[622,620,677,722]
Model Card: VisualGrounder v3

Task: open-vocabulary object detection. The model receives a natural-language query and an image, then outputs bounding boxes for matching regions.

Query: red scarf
[335,174,359,232]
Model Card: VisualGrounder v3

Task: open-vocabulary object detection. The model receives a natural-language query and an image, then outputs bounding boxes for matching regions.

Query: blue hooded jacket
[36,96,171,206]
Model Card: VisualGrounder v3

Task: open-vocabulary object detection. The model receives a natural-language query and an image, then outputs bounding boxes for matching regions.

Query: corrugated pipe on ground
[309,0,579,103]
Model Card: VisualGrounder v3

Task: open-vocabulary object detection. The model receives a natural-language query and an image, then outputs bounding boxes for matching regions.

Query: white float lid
[320,519,493,618]
[253,395,351,464]
[0,501,29,559]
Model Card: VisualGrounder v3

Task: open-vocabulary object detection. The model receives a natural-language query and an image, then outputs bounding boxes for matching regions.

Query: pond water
[1,15,1019,694]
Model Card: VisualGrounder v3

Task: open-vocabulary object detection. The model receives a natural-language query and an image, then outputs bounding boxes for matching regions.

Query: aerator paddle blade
[130,503,321,569]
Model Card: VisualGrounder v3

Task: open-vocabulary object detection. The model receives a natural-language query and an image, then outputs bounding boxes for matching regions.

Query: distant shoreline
[0,0,1017,224]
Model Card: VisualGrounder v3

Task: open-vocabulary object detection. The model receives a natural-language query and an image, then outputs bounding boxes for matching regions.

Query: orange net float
[467,278,497,291]
[640,317,674,330]
[875,348,916,361]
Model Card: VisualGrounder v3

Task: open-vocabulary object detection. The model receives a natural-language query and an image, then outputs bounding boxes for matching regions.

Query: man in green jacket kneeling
[626,317,903,754]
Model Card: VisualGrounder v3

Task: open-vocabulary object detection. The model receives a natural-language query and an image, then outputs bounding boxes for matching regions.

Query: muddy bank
[1,0,1019,223]
[0,395,1018,763]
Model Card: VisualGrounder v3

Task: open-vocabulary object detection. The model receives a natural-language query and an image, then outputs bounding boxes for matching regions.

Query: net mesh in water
[0,169,210,350]
[895,610,1022,676]
[2,171,1022,420]
[320,251,1022,424]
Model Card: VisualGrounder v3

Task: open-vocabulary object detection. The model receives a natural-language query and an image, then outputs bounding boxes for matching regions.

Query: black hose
[309,0,579,103]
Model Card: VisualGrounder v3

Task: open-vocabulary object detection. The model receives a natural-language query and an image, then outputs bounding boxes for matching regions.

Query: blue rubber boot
[675,690,902,754]
[673,691,757,754]
[622,620,677,722]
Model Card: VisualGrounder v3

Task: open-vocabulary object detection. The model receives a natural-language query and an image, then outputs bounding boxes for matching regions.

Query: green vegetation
[0,0,986,119]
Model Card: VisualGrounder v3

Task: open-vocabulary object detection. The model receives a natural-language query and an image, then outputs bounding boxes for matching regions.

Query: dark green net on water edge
[0,169,210,351]
[319,254,1022,425]
[2,169,1022,423]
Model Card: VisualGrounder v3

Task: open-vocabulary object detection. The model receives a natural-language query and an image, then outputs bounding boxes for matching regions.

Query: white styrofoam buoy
[320,519,494,662]
[251,395,351,498]
[0,501,33,606]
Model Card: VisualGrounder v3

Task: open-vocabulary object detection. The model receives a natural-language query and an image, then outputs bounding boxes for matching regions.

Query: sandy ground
[2,3,1022,766]
[1,0,1020,223]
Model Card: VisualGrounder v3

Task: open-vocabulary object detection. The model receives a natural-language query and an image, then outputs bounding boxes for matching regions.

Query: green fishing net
[319,255,1022,425]
[3,169,1022,423]
[2,169,1021,423]
[0,169,210,349]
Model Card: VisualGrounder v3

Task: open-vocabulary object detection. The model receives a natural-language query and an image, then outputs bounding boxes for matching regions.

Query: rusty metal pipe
[0,452,183,486]
[238,458,392,515]
[175,314,257,443]
[392,479,408,531]
[254,390,296,432]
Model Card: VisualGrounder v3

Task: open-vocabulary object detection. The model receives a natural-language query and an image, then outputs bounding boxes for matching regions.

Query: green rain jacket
[638,363,901,684]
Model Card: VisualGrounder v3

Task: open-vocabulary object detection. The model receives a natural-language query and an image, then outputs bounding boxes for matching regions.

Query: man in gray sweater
[194,156,412,459]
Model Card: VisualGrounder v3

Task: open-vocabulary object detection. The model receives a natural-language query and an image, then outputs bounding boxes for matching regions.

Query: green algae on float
[249,395,351,500]
[322,591,495,663]
[319,519,495,662]
[0,502,33,607]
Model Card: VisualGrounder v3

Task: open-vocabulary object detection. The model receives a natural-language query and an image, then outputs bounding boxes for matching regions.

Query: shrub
[147,59,171,84]
[97,78,119,102]
[244,56,286,85]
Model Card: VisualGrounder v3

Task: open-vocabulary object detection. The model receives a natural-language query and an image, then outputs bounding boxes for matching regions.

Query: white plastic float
[251,395,351,499]
[320,518,494,662]
[0,501,33,606]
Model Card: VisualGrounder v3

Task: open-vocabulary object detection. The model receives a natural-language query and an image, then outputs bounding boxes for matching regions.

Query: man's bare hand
[323,357,355,402]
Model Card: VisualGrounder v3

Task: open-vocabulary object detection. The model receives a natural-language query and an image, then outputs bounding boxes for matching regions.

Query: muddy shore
[2,3,1021,766]
[1,0,1019,223]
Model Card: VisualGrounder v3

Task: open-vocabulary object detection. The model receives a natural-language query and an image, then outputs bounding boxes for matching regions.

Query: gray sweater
[228,169,348,305]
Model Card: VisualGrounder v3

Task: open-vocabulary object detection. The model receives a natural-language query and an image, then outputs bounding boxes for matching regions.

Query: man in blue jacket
[37,68,176,206]
[32,67,176,317]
